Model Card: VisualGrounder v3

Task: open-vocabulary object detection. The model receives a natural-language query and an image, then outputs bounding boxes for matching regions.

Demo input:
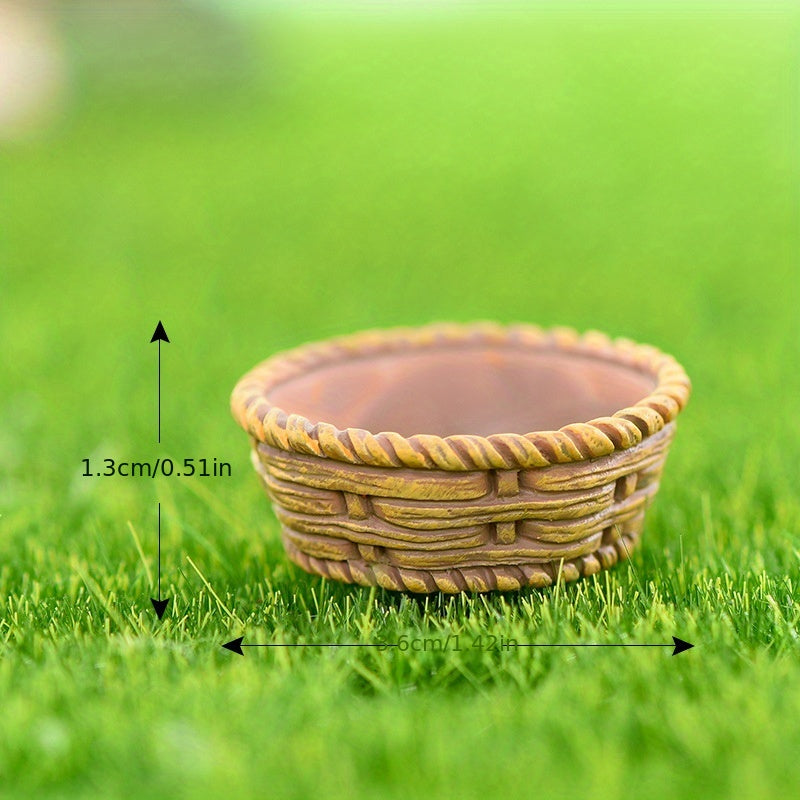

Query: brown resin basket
[231,323,691,593]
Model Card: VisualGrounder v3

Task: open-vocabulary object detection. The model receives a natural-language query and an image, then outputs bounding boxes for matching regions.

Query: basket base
[280,523,642,594]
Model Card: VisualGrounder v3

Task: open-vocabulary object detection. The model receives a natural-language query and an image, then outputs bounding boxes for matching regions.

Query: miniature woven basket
[231,323,690,593]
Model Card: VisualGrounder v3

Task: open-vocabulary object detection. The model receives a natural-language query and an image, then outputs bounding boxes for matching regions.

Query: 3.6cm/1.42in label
[81,457,232,478]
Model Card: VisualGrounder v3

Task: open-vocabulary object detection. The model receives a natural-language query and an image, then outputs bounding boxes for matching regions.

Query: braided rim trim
[282,527,640,593]
[231,322,691,472]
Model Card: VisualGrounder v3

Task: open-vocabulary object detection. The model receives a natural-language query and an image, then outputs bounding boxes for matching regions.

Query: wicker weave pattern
[232,323,691,593]
[252,422,674,592]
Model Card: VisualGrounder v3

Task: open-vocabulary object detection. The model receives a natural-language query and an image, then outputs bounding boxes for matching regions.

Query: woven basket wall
[251,422,674,592]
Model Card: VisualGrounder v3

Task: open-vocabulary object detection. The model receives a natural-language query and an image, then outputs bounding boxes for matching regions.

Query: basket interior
[268,344,657,438]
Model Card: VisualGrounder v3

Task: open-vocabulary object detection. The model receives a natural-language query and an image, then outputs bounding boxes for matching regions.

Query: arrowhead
[671,636,694,656]
[150,597,170,619]
[222,636,245,656]
[150,321,170,343]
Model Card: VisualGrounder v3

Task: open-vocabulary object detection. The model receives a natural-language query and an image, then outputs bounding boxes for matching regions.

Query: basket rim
[230,322,691,471]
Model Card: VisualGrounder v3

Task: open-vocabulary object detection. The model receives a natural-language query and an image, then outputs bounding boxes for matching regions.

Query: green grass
[2,4,799,798]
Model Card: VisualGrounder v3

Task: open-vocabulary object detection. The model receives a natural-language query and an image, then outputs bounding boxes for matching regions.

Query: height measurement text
[81,457,232,478]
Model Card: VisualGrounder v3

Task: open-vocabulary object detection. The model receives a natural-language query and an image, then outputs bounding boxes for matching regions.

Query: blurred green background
[1,2,799,798]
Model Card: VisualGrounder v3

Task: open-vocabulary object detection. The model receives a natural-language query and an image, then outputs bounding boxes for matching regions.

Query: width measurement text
[378,634,519,652]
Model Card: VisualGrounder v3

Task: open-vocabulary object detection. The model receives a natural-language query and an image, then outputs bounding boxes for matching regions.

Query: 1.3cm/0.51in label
[81,457,232,478]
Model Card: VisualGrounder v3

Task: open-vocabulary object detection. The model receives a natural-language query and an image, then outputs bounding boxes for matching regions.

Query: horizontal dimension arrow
[222,638,388,655]
[222,635,694,657]
[510,636,694,656]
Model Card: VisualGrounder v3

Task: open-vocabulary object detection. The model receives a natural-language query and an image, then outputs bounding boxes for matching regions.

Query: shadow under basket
[231,323,691,593]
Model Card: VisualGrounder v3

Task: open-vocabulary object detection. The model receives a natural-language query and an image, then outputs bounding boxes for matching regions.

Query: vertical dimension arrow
[149,322,171,620]
[150,502,170,620]
[150,321,170,444]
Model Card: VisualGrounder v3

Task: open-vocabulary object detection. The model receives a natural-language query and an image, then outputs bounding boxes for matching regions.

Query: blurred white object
[0,1,67,140]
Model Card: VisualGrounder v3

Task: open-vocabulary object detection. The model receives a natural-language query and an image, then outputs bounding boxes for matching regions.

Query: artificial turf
[1,4,799,798]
